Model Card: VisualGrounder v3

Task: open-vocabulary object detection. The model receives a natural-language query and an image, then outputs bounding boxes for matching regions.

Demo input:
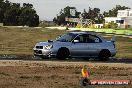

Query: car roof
[69,31,105,41]
[69,31,96,35]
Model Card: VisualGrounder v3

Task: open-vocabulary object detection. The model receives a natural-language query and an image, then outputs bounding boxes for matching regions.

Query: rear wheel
[56,48,70,60]
[99,50,110,61]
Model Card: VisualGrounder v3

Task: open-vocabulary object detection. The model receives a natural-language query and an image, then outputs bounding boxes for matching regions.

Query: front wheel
[56,48,70,60]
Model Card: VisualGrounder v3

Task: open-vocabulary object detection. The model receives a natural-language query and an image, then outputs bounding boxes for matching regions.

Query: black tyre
[99,50,110,61]
[56,48,70,60]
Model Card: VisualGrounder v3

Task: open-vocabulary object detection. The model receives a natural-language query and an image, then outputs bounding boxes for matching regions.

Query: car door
[70,34,89,57]
[86,34,103,56]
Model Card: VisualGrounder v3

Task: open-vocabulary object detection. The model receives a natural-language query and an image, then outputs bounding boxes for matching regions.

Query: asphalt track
[0,55,132,67]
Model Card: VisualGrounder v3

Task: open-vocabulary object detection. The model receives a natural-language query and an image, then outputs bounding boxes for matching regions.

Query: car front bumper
[33,49,56,58]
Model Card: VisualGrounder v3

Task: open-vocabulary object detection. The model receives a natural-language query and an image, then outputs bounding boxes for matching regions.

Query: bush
[105,22,118,28]
[76,24,81,28]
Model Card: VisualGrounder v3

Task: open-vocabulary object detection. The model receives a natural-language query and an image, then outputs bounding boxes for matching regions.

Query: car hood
[35,40,71,47]
[35,41,53,46]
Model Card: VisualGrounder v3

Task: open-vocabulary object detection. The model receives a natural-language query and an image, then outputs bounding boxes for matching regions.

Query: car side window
[74,34,102,43]
[74,35,83,43]
[74,34,89,43]
[88,35,102,43]
[82,34,89,43]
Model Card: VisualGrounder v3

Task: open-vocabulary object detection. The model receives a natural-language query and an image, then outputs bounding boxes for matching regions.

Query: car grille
[34,50,42,54]
[36,46,43,49]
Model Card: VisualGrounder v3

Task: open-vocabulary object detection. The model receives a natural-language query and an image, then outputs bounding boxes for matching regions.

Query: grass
[103,35,132,59]
[0,27,131,59]
[74,28,132,35]
[115,37,132,58]
[0,27,65,55]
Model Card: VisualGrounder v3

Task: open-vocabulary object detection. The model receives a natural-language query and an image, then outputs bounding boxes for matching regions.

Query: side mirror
[48,40,53,42]
[73,40,79,43]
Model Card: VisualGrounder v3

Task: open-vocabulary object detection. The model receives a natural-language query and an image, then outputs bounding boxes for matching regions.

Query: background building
[104,9,132,28]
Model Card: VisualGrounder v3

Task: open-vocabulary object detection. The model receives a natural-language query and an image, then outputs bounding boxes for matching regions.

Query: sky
[9,0,132,21]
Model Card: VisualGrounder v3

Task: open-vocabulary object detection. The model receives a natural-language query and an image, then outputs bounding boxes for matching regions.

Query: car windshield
[56,33,77,42]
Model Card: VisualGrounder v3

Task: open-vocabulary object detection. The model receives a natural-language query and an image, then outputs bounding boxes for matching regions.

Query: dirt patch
[0,59,131,88]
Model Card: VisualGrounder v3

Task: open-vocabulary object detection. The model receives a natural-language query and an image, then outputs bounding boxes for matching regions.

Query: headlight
[44,45,53,49]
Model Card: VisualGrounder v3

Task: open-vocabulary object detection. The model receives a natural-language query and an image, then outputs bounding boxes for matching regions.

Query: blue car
[33,32,116,60]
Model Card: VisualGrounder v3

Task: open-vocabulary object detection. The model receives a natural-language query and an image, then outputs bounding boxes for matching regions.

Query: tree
[0,0,39,27]
[53,17,57,24]
[82,9,88,19]
[0,0,4,22]
[81,7,103,23]
[19,3,39,27]
[4,3,21,25]
[103,5,130,17]
[54,6,80,25]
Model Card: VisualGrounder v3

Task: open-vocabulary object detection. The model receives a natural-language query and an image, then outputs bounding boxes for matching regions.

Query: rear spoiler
[111,35,116,43]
